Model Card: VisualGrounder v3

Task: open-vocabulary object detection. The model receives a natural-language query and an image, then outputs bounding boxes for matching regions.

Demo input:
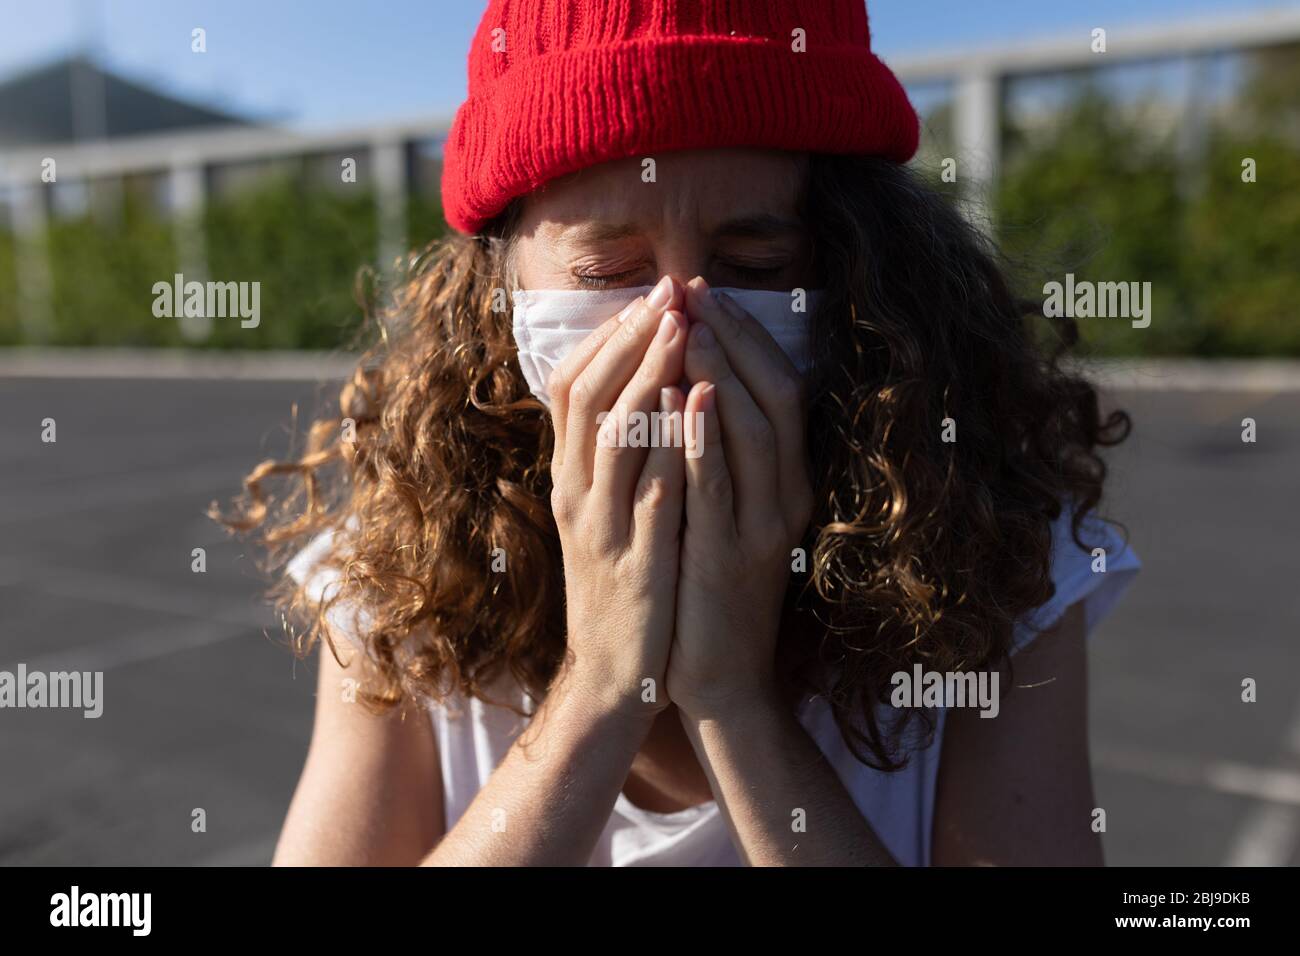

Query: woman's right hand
[545,275,689,720]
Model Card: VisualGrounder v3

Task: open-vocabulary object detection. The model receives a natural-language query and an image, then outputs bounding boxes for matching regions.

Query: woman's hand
[656,289,895,866]
[546,275,690,721]
[664,278,815,721]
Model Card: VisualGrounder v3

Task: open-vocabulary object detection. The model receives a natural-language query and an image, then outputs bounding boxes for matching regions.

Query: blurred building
[0,54,251,149]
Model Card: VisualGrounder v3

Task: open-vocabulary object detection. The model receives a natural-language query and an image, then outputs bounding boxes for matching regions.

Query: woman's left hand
[664,278,815,721]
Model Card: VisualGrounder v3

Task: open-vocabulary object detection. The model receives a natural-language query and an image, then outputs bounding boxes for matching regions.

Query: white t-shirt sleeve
[284,525,371,653]
[285,527,343,602]
[1011,505,1140,654]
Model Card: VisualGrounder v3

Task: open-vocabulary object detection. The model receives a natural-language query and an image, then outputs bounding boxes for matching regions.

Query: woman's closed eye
[572,267,646,289]
[571,261,793,290]
[714,259,788,285]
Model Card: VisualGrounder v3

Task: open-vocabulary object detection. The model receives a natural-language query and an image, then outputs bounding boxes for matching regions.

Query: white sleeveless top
[287,507,1139,866]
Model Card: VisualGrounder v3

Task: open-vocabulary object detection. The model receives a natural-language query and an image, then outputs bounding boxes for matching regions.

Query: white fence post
[12,185,54,344]
[169,159,209,341]
[953,69,1001,233]
[371,139,407,275]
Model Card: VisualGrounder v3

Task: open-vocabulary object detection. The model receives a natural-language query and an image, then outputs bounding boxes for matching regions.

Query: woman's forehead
[522,148,807,238]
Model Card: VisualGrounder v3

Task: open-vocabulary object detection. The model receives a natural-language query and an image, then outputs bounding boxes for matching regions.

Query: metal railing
[3,4,1300,341]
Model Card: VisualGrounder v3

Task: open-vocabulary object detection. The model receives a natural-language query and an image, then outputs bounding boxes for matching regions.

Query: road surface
[1,375,1297,865]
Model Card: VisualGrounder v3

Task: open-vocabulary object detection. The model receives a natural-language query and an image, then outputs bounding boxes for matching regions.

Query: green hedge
[0,91,1296,355]
[45,195,180,346]
[0,177,443,350]
[995,91,1299,357]
[200,176,380,350]
[1184,133,1300,355]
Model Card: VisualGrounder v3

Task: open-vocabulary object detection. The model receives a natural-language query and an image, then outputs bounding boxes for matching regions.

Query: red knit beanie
[441,0,919,235]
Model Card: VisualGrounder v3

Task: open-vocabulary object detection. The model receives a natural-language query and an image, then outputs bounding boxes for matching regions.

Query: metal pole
[954,70,1001,234]
[371,139,407,275]
[12,185,54,344]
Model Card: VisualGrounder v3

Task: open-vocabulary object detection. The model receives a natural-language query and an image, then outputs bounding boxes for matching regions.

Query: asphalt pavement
[0,373,1297,865]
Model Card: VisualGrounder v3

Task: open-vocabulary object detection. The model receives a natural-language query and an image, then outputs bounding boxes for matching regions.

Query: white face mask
[512,286,822,407]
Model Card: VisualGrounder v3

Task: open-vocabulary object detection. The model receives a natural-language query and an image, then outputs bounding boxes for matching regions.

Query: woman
[219,0,1140,866]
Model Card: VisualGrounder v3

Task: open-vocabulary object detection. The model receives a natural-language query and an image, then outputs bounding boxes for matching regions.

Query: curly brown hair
[213,153,1129,770]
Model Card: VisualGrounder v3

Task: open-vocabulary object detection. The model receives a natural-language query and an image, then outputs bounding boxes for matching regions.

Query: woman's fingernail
[616,296,643,323]
[656,313,677,345]
[647,275,674,309]
[695,323,715,348]
[717,291,743,317]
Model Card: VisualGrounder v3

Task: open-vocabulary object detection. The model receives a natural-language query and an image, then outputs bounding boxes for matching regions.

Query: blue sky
[0,0,1292,128]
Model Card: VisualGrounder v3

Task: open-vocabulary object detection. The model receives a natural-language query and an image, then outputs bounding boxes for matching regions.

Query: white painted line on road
[1206,761,1300,805]
[0,556,273,631]
[1223,700,1300,865]
[7,616,253,675]
[1100,725,1300,865]
[1094,744,1300,806]
[1223,804,1298,866]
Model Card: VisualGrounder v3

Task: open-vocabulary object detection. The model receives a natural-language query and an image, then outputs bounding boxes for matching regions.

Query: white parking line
[0,556,273,630]
[1222,701,1300,866]
[1207,762,1300,806]
[7,616,255,676]
[1223,804,1299,866]
[1098,696,1300,866]
[1094,745,1300,807]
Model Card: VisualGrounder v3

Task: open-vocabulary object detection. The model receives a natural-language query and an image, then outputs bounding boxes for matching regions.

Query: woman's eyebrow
[554,215,803,245]
[556,221,643,244]
[711,213,804,240]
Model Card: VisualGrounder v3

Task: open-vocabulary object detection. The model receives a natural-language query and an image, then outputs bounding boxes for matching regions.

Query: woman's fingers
[683,381,735,540]
[559,276,683,488]
[548,294,644,468]
[685,278,800,380]
[593,309,689,526]
[683,320,779,529]
[629,386,688,556]
[684,278,809,508]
